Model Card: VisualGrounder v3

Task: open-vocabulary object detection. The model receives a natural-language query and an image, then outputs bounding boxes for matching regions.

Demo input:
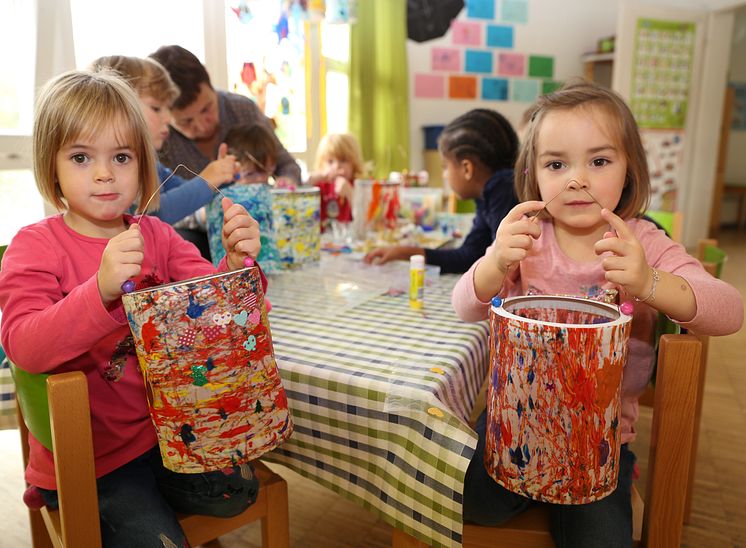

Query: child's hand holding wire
[489,201,545,273]
[98,224,144,304]
[595,208,652,300]
[221,197,261,271]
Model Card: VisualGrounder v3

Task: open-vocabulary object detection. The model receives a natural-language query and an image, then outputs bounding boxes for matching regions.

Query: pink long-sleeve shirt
[0,214,247,489]
[452,218,743,444]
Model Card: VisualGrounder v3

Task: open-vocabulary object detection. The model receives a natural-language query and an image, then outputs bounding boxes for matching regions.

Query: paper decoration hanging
[271,187,321,268]
[486,295,632,504]
[206,183,280,271]
[122,267,293,473]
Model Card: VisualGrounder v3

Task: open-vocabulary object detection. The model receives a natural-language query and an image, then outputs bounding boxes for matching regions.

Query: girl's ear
[461,158,474,181]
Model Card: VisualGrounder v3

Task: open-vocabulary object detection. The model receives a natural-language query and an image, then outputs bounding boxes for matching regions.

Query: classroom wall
[725,5,746,183]
[406,0,618,173]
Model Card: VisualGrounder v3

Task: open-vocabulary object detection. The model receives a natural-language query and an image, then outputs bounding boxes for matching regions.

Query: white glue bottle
[409,255,425,310]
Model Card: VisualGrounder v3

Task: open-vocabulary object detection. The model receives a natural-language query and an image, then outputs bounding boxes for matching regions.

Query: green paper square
[529,56,554,78]
[542,80,563,95]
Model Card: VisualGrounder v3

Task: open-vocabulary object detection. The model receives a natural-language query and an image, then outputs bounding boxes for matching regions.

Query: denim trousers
[40,445,259,548]
[463,410,635,548]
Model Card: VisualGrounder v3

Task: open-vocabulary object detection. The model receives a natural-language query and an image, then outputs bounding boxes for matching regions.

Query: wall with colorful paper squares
[408,0,618,171]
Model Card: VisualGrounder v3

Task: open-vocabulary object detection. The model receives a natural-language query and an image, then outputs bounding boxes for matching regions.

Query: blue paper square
[467,0,495,20]
[511,79,540,102]
[465,50,493,73]
[501,0,528,24]
[482,78,508,100]
[486,25,514,48]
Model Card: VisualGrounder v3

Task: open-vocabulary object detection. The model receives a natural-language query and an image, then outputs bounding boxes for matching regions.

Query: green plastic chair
[10,363,53,451]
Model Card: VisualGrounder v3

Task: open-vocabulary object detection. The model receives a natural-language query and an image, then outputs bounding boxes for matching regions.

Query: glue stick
[409,255,425,310]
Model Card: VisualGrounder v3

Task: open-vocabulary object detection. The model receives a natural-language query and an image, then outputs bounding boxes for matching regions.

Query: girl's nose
[565,178,588,190]
[96,167,114,183]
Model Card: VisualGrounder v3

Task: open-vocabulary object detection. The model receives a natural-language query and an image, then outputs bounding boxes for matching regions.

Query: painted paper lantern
[122,267,293,473]
[486,295,632,504]
[206,183,280,271]
[271,187,321,268]
[350,179,401,240]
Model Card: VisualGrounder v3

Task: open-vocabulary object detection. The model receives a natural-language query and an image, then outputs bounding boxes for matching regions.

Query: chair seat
[34,459,288,548]
[460,485,643,548]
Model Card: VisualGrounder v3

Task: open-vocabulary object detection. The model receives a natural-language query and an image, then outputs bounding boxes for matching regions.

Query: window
[69,0,204,67]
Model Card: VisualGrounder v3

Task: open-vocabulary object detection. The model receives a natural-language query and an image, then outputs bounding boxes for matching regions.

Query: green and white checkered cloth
[265,271,489,547]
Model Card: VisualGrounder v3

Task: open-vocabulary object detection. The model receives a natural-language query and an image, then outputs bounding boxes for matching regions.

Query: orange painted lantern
[486,295,632,504]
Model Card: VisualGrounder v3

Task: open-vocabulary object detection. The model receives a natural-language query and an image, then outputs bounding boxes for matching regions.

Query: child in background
[224,123,279,185]
[307,133,364,230]
[452,80,743,546]
[0,70,263,547]
[90,55,239,260]
[364,109,519,273]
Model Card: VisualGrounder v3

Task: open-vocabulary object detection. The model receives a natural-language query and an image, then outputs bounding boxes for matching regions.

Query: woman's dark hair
[149,45,211,110]
[224,123,278,171]
[438,108,519,172]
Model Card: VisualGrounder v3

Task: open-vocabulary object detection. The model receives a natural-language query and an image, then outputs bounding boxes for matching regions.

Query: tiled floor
[1,229,744,547]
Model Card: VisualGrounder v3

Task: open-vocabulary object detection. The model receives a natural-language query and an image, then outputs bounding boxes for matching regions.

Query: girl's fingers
[507,201,545,222]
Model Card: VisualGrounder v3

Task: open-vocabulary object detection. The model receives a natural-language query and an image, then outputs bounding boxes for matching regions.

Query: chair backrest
[696,238,726,278]
[645,210,683,242]
[10,364,53,450]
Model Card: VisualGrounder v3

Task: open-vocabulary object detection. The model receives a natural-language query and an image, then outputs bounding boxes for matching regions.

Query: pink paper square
[498,53,525,76]
[414,74,445,99]
[451,21,482,46]
[432,48,461,71]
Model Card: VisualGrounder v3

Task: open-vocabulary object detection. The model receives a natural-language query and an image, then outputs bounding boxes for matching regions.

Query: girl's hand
[488,201,544,273]
[594,208,651,298]
[221,197,261,270]
[200,143,239,187]
[363,246,422,265]
[334,176,354,204]
[98,224,144,305]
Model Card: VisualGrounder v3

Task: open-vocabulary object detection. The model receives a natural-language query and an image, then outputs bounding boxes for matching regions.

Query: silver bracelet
[634,268,660,303]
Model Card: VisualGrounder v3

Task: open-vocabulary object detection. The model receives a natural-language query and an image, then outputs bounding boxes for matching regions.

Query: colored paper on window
[432,48,461,71]
[449,75,477,99]
[414,74,445,98]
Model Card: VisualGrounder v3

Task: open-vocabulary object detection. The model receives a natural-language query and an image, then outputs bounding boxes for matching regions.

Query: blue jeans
[40,446,259,548]
[464,410,634,548]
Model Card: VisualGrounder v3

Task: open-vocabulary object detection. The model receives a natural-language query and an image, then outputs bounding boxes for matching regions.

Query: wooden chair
[16,371,290,548]
[392,334,703,547]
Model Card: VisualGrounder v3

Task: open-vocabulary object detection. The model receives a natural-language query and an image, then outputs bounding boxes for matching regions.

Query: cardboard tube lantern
[487,295,632,504]
[122,267,292,473]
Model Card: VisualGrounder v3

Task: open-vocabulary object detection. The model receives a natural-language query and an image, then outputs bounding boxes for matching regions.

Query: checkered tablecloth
[264,267,489,547]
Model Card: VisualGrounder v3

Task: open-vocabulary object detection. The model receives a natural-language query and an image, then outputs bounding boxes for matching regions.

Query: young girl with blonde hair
[0,69,262,547]
[308,132,365,228]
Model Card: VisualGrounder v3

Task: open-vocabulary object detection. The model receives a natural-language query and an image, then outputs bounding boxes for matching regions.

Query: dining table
[263,253,490,547]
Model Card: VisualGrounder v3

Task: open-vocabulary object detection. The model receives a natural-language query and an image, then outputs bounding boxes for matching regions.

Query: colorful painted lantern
[486,295,632,504]
[271,187,321,268]
[206,183,280,271]
[351,179,401,240]
[122,267,292,473]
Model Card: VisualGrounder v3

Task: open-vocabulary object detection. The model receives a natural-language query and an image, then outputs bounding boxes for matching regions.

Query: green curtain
[349,0,409,178]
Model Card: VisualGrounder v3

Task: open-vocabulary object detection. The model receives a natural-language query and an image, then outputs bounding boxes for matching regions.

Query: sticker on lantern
[122,266,292,473]
[486,295,632,504]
